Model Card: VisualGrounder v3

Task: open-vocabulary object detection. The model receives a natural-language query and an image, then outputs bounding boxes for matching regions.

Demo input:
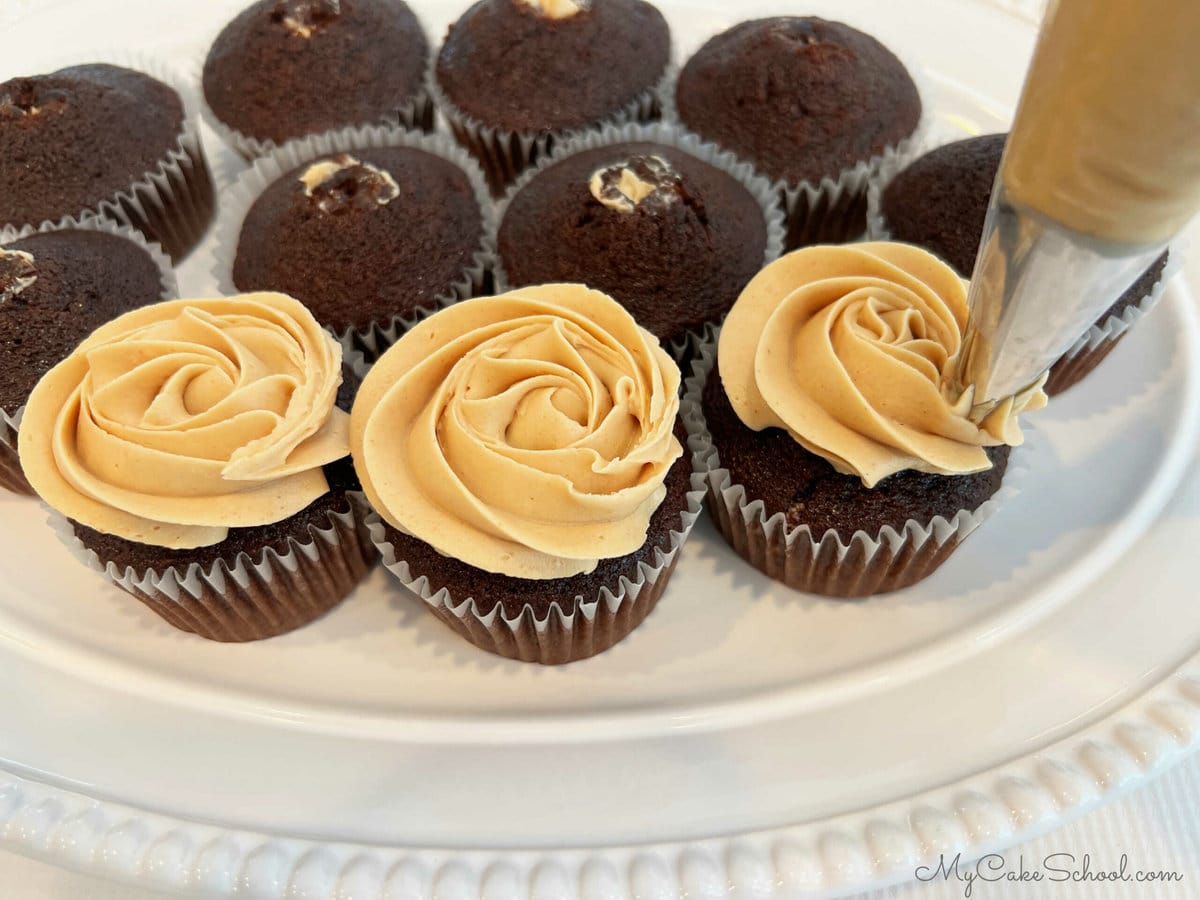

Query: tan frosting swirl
[352,285,682,579]
[719,243,1046,488]
[19,292,350,549]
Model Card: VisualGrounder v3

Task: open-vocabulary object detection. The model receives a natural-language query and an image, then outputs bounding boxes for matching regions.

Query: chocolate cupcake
[684,243,1042,597]
[0,218,176,496]
[20,293,376,642]
[868,133,1177,395]
[432,0,672,193]
[353,285,704,664]
[0,60,215,261]
[495,123,785,355]
[202,0,434,159]
[214,125,493,358]
[670,17,923,249]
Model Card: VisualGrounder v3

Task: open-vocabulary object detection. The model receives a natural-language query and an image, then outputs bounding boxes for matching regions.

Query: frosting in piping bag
[352,285,682,579]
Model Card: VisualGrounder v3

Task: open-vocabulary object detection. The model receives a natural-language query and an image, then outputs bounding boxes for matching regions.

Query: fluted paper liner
[489,120,786,362]
[363,465,706,665]
[430,56,673,195]
[210,123,496,360]
[661,52,931,249]
[51,503,375,642]
[868,154,1186,396]
[44,349,377,642]
[682,336,1030,598]
[0,50,216,262]
[0,214,177,496]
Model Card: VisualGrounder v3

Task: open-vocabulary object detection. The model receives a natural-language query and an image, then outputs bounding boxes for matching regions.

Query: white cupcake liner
[0,213,178,495]
[210,122,497,360]
[50,497,375,642]
[362,462,707,665]
[1,50,216,262]
[429,52,674,195]
[662,51,932,249]
[867,145,1186,395]
[488,120,786,359]
[682,337,1031,597]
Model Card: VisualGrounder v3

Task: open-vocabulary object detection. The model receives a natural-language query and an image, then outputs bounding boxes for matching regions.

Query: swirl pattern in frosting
[351,285,683,579]
[19,292,350,549]
[719,242,1046,488]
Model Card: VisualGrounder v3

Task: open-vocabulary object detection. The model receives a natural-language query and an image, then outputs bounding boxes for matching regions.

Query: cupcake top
[435,0,671,133]
[719,242,1044,487]
[232,147,484,336]
[675,18,921,186]
[498,141,768,345]
[0,229,167,414]
[352,285,683,578]
[19,292,351,549]
[0,64,184,227]
[203,0,430,145]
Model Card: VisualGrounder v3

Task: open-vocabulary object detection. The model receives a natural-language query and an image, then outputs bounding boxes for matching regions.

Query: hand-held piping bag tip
[948,0,1200,413]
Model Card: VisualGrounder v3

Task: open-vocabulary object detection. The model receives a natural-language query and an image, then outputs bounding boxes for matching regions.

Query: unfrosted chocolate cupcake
[0,63,214,261]
[673,17,921,247]
[203,0,433,156]
[433,0,672,191]
[497,132,777,350]
[0,224,174,495]
[877,133,1172,395]
[228,141,488,354]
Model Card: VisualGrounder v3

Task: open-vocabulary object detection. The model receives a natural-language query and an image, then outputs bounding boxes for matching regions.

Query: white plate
[3,1,1200,898]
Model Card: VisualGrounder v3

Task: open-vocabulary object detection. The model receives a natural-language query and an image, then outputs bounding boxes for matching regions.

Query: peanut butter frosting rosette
[354,285,705,663]
[684,242,1040,597]
[20,293,375,642]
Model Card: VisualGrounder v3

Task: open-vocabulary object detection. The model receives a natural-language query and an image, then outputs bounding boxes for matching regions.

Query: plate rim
[2,611,1199,899]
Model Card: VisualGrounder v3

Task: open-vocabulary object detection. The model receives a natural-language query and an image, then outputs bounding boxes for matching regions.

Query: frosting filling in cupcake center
[719,242,1045,487]
[272,0,342,38]
[299,154,400,214]
[589,155,683,214]
[0,248,38,302]
[515,0,590,21]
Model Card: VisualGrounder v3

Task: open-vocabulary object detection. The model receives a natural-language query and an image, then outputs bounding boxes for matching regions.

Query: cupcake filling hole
[515,0,591,20]
[299,154,400,215]
[0,81,68,119]
[272,0,341,38]
[589,155,684,214]
[0,249,37,303]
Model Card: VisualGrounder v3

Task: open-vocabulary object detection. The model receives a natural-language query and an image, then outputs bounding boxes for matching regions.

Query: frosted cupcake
[20,292,375,641]
[352,285,703,663]
[685,243,1043,597]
